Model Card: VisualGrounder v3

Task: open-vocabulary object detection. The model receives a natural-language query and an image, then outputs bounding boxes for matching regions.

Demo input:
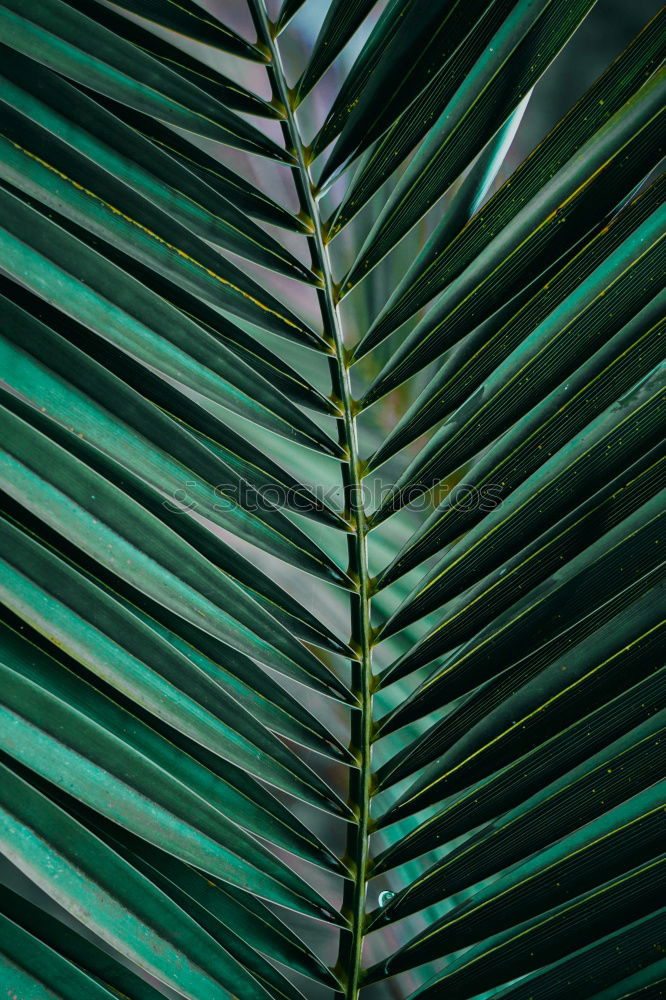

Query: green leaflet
[0,907,120,1000]
[369,175,665,471]
[49,800,341,989]
[377,555,664,796]
[387,448,663,654]
[82,0,265,62]
[93,99,309,232]
[0,231,335,420]
[0,658,339,921]
[362,68,665,406]
[346,88,529,312]
[1,885,168,1000]
[317,0,527,184]
[382,583,665,823]
[0,517,355,811]
[592,966,666,1000]
[371,712,665,924]
[340,0,571,282]
[0,615,345,877]
[64,0,276,117]
[0,329,350,589]
[377,337,665,592]
[491,910,666,1000]
[356,8,665,344]
[408,856,665,997]
[0,174,325,361]
[0,327,353,658]
[79,817,317,998]
[383,485,664,693]
[0,58,314,281]
[276,0,307,33]
[310,0,421,161]
[374,665,666,861]
[0,483,351,764]
[0,0,284,157]
[372,205,665,526]
[327,0,535,237]
[297,1,384,102]
[127,852,341,988]
[0,303,350,655]
[0,758,313,999]
[375,711,666,917]
[382,341,665,635]
[0,187,340,448]
[383,783,665,974]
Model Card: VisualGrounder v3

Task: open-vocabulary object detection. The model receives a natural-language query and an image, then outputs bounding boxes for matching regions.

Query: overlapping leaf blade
[0,51,313,281]
[0,0,285,157]
[342,0,599,288]
[296,1,376,102]
[85,0,265,62]
[370,175,664,474]
[407,857,665,999]
[0,613,345,876]
[357,8,665,346]
[362,67,664,407]
[0,757,323,999]
[372,217,664,530]
[68,0,276,117]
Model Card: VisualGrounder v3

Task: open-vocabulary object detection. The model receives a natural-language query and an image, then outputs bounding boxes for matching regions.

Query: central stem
[250,7,374,997]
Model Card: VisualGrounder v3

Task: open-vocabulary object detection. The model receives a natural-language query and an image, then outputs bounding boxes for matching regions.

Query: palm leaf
[0,1,663,998]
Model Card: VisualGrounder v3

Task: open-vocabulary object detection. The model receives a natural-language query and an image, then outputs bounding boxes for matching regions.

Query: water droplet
[378,890,395,908]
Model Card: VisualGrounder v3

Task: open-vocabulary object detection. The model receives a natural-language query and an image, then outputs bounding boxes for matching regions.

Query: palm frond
[0,1,663,998]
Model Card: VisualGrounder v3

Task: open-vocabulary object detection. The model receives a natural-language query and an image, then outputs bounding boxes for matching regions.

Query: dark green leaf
[0,0,285,157]
[382,583,664,823]
[296,0,376,101]
[82,0,265,62]
[407,856,665,998]
[377,338,664,595]
[68,0,276,117]
[377,548,663,792]
[374,666,665,861]
[0,758,332,999]
[276,0,307,34]
[356,9,665,344]
[327,0,542,239]
[341,0,599,290]
[0,54,313,280]
[0,883,166,1000]
[0,482,351,766]
[0,651,338,918]
[383,783,665,975]
[361,69,665,406]
[0,187,340,448]
[0,905,120,1000]
[490,908,666,1000]
[369,175,665,472]
[318,0,534,185]
[371,712,665,924]
[0,327,350,588]
[1,615,346,875]
[382,345,665,637]
[0,516,355,805]
[372,205,665,526]
[93,96,309,232]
